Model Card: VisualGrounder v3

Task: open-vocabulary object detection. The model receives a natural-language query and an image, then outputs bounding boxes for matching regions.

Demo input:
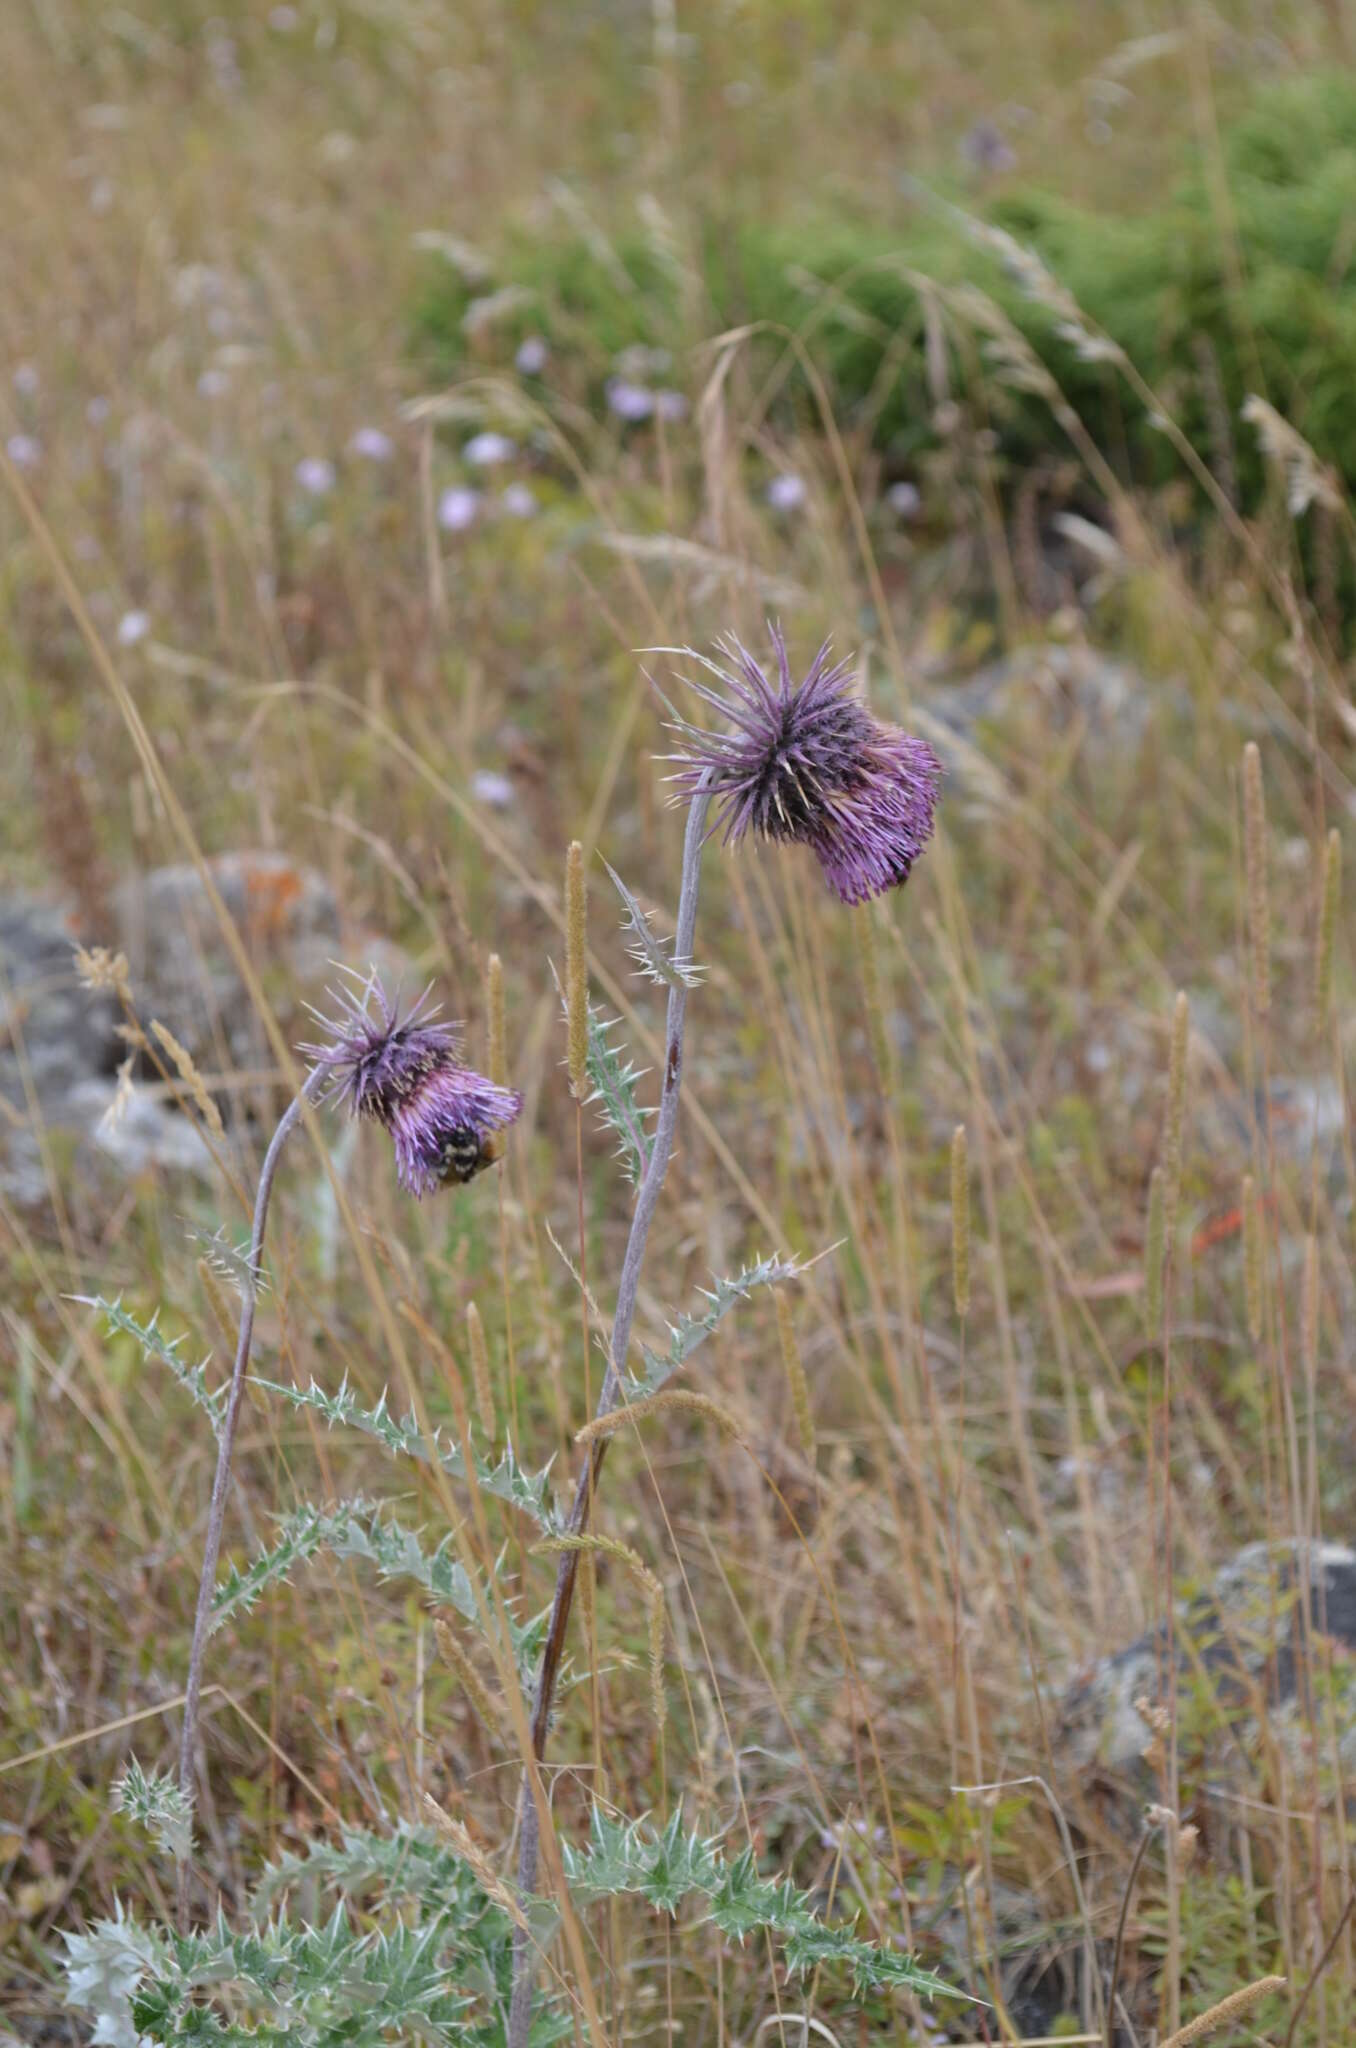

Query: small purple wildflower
[304,972,521,1196]
[463,430,516,467]
[438,484,480,532]
[765,471,806,512]
[197,368,230,400]
[348,425,395,461]
[116,609,151,647]
[655,388,688,422]
[472,768,514,808]
[294,456,336,496]
[961,119,1017,174]
[499,481,537,519]
[885,479,922,520]
[667,627,941,906]
[606,378,654,422]
[515,334,549,376]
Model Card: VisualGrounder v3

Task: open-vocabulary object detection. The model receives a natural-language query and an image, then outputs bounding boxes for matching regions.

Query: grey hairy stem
[508,781,711,2048]
[176,1066,325,1922]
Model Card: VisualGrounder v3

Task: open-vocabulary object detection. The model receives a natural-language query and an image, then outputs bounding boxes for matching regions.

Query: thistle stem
[176,1066,324,1921]
[508,782,711,2048]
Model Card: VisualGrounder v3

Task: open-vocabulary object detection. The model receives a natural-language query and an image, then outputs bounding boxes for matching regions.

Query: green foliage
[629,1255,802,1397]
[67,1878,539,2048]
[250,1374,560,1530]
[112,1759,194,1863]
[63,1814,956,2048]
[409,68,1356,514]
[410,226,678,380]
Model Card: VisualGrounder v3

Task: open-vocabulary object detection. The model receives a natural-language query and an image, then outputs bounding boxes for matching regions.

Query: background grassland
[6,0,1356,2041]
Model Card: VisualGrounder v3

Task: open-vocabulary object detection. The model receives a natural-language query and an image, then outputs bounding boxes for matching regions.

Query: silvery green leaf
[113,1759,194,1863]
[603,859,704,990]
[630,1255,801,1397]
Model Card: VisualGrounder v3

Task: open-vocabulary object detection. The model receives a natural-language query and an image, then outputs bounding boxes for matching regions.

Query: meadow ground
[5,2,1356,2042]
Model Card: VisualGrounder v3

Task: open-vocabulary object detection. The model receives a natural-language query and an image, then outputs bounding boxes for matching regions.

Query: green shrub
[411,67,1356,514]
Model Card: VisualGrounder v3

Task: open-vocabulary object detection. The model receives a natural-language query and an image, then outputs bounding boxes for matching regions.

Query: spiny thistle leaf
[253,1824,500,1919]
[183,1223,262,1299]
[112,1759,194,1862]
[250,1374,559,1530]
[603,858,704,990]
[562,1807,960,2002]
[80,1295,226,1439]
[61,1906,159,2048]
[62,1826,574,2048]
[211,1497,540,1671]
[630,1255,802,1397]
[583,1003,653,1184]
[132,1909,473,2043]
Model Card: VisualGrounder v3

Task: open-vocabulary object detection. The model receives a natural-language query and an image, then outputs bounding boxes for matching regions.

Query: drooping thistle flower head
[303,970,522,1196]
[666,626,940,905]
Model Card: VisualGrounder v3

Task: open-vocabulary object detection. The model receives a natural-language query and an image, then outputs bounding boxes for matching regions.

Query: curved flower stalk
[666,624,940,905]
[510,634,940,2043]
[508,781,711,2047]
[177,971,520,1919]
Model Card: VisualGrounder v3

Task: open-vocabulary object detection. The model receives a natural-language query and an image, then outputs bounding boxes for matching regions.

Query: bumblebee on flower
[304,970,522,1196]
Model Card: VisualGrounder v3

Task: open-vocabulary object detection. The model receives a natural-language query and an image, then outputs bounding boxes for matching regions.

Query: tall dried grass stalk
[950,1123,971,1319]
[150,1020,225,1140]
[575,1386,741,1446]
[466,1302,495,1438]
[1301,1234,1319,1384]
[531,1532,666,1729]
[855,905,893,1086]
[1144,1165,1165,1338]
[196,1257,238,1356]
[1317,827,1341,1026]
[1242,742,1271,1019]
[775,1292,815,1456]
[486,952,507,1088]
[1161,992,1190,1245]
[565,841,588,1098]
[422,1796,531,1932]
[434,1617,499,1733]
[1243,1174,1264,1343]
[483,952,508,1162]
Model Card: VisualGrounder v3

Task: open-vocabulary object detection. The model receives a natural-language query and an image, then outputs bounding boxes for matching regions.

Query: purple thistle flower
[303,971,522,1196]
[667,626,941,906]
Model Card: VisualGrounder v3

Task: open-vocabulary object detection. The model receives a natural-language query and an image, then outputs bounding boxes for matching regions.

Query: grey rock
[0,895,122,1200]
[922,642,1159,787]
[112,850,341,1070]
[1061,1539,1356,1775]
[0,854,396,1204]
[68,1077,216,1180]
[0,895,119,1107]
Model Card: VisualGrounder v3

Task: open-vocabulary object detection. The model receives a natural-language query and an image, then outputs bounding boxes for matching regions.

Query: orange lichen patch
[1192,1189,1277,1260]
[242,863,304,942]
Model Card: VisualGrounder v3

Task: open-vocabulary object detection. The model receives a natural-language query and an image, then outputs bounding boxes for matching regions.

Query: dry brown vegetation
[5,3,1356,2043]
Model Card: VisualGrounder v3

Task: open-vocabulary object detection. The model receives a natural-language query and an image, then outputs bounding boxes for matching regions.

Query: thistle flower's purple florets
[303,972,522,1196]
[667,627,941,906]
